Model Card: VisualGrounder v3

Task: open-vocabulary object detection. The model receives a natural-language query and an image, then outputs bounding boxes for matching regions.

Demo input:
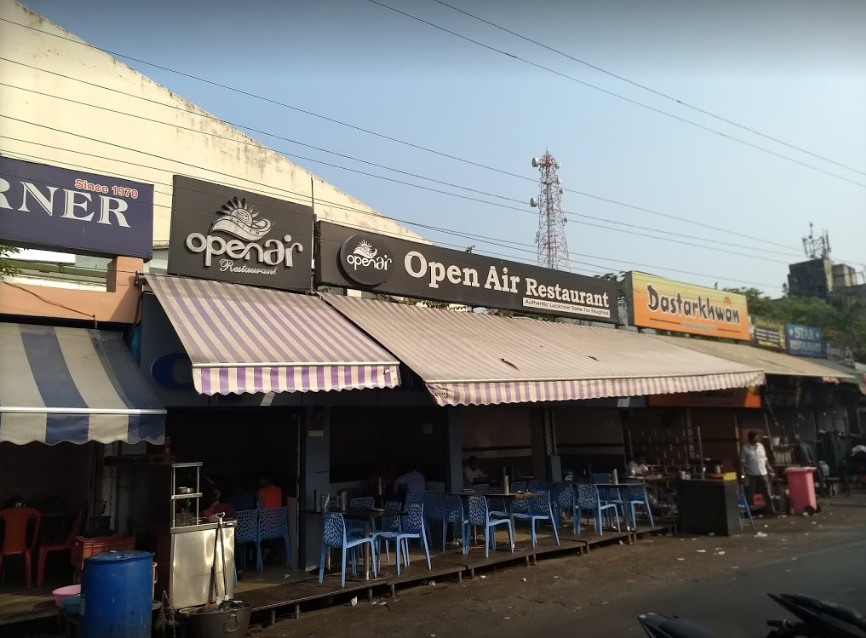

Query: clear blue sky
[18,0,866,296]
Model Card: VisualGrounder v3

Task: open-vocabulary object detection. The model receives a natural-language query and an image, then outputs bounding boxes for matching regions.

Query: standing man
[740,431,776,515]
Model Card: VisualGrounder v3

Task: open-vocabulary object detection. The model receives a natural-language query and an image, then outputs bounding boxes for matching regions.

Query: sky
[15,0,866,297]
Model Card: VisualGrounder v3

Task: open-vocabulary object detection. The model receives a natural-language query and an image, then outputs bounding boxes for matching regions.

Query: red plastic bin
[784,467,817,515]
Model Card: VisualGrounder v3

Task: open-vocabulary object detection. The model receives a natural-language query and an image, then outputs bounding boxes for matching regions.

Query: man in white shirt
[463,456,488,487]
[740,431,776,514]
[627,455,649,477]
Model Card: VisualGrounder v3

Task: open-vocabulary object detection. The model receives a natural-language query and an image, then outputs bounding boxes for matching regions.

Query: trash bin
[785,467,817,515]
[80,550,154,638]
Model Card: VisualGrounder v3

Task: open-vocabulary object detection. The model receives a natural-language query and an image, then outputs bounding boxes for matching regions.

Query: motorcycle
[637,593,866,638]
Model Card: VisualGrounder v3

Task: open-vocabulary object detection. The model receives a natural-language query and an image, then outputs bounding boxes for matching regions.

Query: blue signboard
[785,324,823,357]
[0,157,154,259]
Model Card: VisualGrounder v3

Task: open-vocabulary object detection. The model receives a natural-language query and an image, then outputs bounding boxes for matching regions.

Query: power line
[0,17,823,254]
[0,75,806,260]
[429,0,866,179]
[0,112,794,266]
[0,144,792,293]
[365,0,866,190]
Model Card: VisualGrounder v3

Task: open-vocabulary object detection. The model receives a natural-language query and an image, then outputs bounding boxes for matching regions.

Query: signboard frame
[315,222,618,322]
[167,175,315,291]
[0,156,154,259]
[625,271,750,340]
[785,324,823,358]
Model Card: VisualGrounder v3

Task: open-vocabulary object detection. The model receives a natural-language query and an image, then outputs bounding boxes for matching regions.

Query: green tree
[725,286,866,361]
[0,245,20,280]
[595,272,626,300]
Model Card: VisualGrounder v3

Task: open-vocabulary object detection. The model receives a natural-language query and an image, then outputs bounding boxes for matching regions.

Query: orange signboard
[648,387,761,408]
[626,272,750,340]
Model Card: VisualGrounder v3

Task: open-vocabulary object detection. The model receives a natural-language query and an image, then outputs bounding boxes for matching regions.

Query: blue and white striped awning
[0,323,166,445]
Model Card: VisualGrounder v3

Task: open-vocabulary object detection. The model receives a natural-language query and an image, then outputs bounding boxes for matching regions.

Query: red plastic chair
[0,507,42,589]
[37,509,84,587]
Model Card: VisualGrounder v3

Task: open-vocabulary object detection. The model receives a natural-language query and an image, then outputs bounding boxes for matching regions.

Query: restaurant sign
[785,324,823,358]
[648,387,761,408]
[625,271,750,340]
[0,156,154,259]
[167,176,314,291]
[824,342,854,368]
[316,222,618,321]
[751,316,786,350]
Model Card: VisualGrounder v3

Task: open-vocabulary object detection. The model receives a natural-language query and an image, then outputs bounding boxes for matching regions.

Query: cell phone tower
[530,151,569,271]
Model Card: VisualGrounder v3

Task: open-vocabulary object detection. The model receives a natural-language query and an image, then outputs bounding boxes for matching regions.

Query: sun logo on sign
[353,240,378,260]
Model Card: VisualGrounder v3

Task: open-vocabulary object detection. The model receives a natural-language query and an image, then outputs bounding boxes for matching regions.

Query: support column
[529,408,548,480]
[545,409,562,482]
[300,406,330,570]
[445,407,463,492]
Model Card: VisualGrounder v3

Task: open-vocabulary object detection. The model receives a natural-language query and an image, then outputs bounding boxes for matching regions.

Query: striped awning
[145,275,400,396]
[653,335,858,383]
[0,323,166,445]
[323,295,765,407]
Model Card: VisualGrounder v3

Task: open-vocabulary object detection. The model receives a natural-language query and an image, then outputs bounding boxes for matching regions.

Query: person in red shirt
[202,489,238,520]
[257,477,282,509]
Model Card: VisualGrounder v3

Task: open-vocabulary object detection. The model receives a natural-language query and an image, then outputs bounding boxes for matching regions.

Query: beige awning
[652,335,858,383]
[322,295,765,407]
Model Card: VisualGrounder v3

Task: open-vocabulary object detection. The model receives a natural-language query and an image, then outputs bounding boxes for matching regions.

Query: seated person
[202,489,238,520]
[257,477,283,508]
[395,467,426,495]
[463,456,488,486]
[224,483,256,512]
[627,456,650,477]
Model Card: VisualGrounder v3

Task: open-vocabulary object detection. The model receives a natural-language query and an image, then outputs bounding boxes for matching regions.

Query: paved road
[509,536,866,638]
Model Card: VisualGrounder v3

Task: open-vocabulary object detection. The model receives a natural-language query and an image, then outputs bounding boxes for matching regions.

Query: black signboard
[167,176,314,291]
[316,222,618,322]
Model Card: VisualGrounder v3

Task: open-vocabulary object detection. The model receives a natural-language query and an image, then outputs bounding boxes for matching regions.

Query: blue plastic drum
[80,550,154,638]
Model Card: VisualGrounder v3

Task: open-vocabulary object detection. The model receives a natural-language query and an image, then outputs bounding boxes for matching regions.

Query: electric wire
[0,17,835,254]
[429,0,866,179]
[366,0,866,190]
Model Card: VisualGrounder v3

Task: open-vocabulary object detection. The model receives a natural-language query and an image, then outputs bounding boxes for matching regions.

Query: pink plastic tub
[52,584,81,607]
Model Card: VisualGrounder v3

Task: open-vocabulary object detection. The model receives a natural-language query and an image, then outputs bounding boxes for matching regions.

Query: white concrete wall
[0,0,422,251]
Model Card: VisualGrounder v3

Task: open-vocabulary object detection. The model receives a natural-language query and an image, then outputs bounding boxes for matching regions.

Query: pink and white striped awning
[145,276,400,396]
[324,295,765,407]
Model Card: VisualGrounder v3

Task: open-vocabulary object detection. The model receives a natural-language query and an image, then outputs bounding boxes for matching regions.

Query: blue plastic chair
[573,484,621,536]
[385,503,432,575]
[596,485,626,528]
[528,480,550,493]
[257,506,292,571]
[318,512,378,587]
[374,500,404,566]
[350,497,374,509]
[591,473,612,484]
[624,480,654,529]
[510,481,528,492]
[514,492,560,548]
[552,483,574,526]
[737,484,756,531]
[234,509,258,570]
[405,493,432,546]
[467,496,514,557]
[346,497,373,538]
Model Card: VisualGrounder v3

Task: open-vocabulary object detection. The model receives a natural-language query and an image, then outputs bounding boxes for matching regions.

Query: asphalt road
[508,535,866,638]
[255,501,866,638]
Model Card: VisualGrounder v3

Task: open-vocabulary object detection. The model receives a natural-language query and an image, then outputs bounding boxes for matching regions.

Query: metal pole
[310,175,316,294]
[696,424,705,480]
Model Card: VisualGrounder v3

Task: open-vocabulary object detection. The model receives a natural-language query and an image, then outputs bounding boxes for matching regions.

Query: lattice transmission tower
[530,151,569,271]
